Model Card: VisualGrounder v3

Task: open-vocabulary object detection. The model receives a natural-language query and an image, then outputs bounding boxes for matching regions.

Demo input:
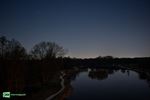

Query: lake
[65,68,150,100]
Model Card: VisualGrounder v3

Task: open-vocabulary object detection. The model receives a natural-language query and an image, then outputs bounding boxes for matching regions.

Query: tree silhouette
[0,36,27,60]
[6,39,27,60]
[30,41,66,60]
[88,69,109,80]
[0,36,8,59]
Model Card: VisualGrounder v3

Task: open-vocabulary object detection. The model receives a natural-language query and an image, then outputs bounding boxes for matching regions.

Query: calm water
[67,69,150,100]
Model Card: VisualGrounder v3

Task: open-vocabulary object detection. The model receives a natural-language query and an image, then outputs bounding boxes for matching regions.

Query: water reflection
[59,68,150,100]
[138,72,150,87]
[88,69,109,80]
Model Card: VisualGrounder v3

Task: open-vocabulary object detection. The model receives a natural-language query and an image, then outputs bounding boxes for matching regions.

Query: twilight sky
[0,0,150,58]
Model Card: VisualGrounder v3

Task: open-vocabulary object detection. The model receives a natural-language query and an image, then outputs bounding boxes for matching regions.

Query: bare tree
[0,36,8,59]
[30,41,66,60]
[0,36,27,60]
[6,39,27,60]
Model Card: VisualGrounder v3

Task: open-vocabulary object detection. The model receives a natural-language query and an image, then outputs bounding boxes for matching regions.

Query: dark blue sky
[0,0,150,58]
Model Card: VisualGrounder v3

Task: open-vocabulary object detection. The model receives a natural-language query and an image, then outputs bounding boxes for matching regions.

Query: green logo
[3,92,11,98]
[2,92,26,98]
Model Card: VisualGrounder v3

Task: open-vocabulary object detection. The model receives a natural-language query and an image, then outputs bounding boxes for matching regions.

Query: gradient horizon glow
[0,0,150,58]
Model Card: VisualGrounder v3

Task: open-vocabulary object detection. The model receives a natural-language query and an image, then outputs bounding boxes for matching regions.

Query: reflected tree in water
[88,69,109,80]
[138,72,150,87]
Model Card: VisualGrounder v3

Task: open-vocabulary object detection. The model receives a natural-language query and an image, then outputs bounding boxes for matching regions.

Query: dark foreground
[0,58,150,100]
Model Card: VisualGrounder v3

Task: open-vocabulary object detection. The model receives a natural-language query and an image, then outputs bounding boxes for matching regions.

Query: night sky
[0,0,150,58]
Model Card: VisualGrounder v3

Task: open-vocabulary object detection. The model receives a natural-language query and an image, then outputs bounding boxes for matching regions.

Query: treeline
[1,35,150,71]
[63,56,150,69]
[0,36,66,61]
[1,35,149,68]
